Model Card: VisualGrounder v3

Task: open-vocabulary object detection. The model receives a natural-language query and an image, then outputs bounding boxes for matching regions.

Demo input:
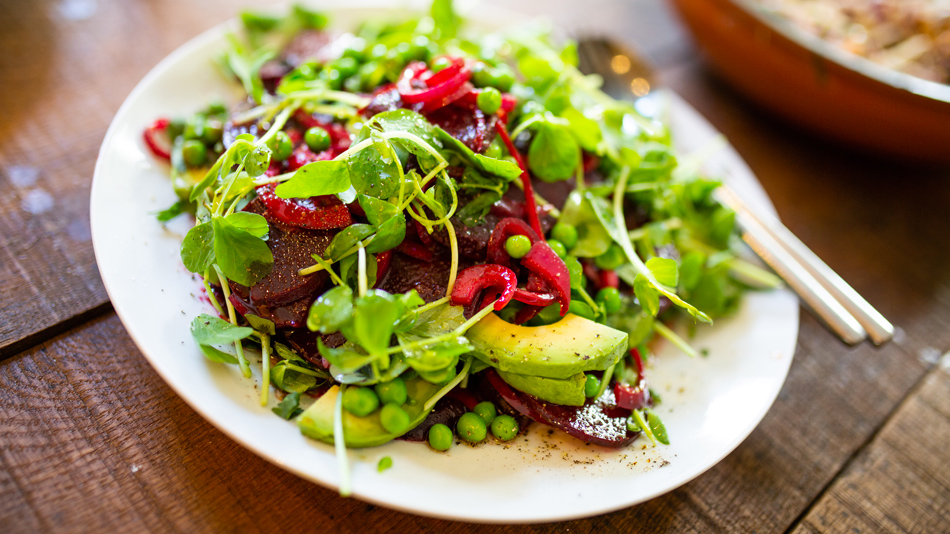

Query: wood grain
[792,355,950,534]
[2,0,950,532]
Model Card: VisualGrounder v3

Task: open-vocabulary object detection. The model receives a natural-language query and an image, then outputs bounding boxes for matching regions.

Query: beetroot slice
[484,369,639,448]
[237,198,334,307]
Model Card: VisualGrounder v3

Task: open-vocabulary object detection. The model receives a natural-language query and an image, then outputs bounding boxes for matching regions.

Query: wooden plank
[0,0,283,356]
[792,355,950,534]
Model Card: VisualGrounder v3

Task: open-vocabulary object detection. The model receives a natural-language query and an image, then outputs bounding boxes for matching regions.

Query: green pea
[183,117,206,141]
[596,287,622,314]
[167,118,185,140]
[323,68,343,90]
[456,412,487,443]
[428,423,453,451]
[391,42,412,63]
[342,386,379,417]
[244,146,271,176]
[430,56,452,73]
[342,38,367,60]
[568,300,596,320]
[484,141,503,159]
[476,87,502,114]
[547,239,567,259]
[333,56,359,78]
[471,62,494,88]
[410,35,431,60]
[375,378,408,406]
[304,127,331,152]
[380,403,411,434]
[584,374,601,398]
[473,401,496,425]
[551,223,578,249]
[343,75,363,93]
[505,235,532,259]
[595,244,625,270]
[493,64,515,92]
[564,255,584,289]
[369,43,389,60]
[181,140,207,167]
[490,414,519,441]
[202,119,223,144]
[267,131,293,161]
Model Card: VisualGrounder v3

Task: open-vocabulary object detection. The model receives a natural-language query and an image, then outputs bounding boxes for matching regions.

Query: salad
[145,0,778,494]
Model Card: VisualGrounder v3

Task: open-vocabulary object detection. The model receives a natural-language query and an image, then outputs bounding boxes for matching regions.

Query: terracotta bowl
[668,0,950,163]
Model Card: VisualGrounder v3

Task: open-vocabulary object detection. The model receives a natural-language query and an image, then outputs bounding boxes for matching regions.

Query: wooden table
[2,0,948,531]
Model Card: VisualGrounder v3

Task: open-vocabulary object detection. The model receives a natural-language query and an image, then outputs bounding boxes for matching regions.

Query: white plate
[91,1,798,523]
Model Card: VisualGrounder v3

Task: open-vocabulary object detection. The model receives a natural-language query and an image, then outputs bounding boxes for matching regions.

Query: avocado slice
[467,313,628,379]
[298,377,441,448]
[497,369,587,406]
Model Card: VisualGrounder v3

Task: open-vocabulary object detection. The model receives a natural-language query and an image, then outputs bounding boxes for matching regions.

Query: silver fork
[576,37,894,345]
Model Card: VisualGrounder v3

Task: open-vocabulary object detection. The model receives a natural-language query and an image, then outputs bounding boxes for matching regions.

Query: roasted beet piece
[482,369,640,448]
[280,329,346,369]
[228,291,311,329]
[426,103,496,153]
[377,253,472,303]
[232,198,334,307]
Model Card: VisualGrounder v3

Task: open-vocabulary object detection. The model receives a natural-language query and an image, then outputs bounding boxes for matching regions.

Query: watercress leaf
[456,191,500,227]
[191,314,254,345]
[212,217,274,286]
[708,207,736,250]
[646,257,678,287]
[352,291,400,355]
[244,313,276,335]
[307,285,353,334]
[559,191,611,257]
[272,391,303,419]
[633,274,660,317]
[199,344,240,364]
[518,55,559,90]
[156,200,186,222]
[271,362,317,394]
[274,341,306,363]
[224,211,269,239]
[561,108,602,152]
[679,251,706,292]
[365,214,406,254]
[275,159,352,198]
[430,0,460,40]
[348,127,401,199]
[318,339,376,372]
[180,222,215,273]
[528,120,580,182]
[357,194,399,228]
[369,109,437,147]
[325,223,374,260]
[433,127,521,179]
[646,410,670,445]
[608,306,655,349]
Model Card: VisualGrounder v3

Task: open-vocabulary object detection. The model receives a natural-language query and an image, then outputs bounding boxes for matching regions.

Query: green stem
[213,265,251,378]
[653,321,698,358]
[593,361,616,400]
[631,409,657,446]
[424,356,473,411]
[260,333,271,406]
[334,385,351,496]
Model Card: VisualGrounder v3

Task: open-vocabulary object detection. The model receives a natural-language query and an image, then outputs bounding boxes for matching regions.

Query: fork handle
[732,208,868,344]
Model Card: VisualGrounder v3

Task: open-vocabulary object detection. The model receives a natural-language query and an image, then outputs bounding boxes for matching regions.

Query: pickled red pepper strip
[143,118,172,160]
[520,242,571,315]
[494,119,543,238]
[449,264,518,311]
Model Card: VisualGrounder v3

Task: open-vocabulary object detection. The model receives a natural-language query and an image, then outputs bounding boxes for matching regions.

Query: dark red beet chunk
[234,198,334,307]
[377,253,472,303]
[280,329,346,370]
[362,84,403,117]
[228,291,311,329]
[281,30,332,66]
[426,102,496,153]
[484,369,640,448]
